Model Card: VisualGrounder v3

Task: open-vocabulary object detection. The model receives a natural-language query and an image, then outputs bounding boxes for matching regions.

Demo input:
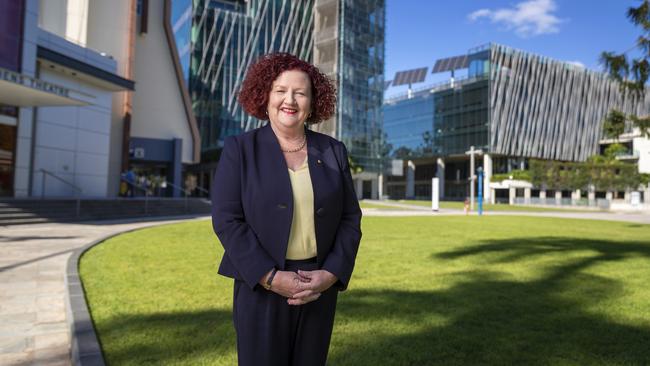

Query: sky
[384,0,644,99]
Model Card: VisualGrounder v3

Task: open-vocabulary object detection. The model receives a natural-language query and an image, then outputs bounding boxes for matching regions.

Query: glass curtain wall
[383,93,434,159]
[171,0,193,85]
[432,78,489,156]
[338,0,384,173]
[191,0,315,163]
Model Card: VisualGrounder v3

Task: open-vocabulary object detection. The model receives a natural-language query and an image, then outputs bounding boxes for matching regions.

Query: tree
[601,1,650,93]
[603,143,629,159]
[601,1,650,136]
[602,110,627,139]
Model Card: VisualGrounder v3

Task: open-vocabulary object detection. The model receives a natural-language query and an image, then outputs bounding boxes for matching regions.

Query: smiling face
[267,69,312,132]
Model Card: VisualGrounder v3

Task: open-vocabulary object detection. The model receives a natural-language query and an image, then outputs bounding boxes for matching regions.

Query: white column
[555,191,562,205]
[572,189,581,205]
[378,174,384,200]
[606,191,613,201]
[539,190,547,201]
[588,185,596,206]
[524,188,531,205]
[490,188,496,204]
[483,154,492,203]
[406,160,415,199]
[509,187,516,205]
[436,158,445,199]
[645,184,650,206]
[13,0,39,197]
[624,190,631,203]
[355,178,363,200]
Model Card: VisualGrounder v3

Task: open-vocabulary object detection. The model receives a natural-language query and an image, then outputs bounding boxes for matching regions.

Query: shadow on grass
[436,236,650,266]
[92,236,650,365]
[95,309,236,365]
[328,237,650,365]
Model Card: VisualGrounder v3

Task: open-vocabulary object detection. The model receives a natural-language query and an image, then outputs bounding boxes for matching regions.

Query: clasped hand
[264,269,337,306]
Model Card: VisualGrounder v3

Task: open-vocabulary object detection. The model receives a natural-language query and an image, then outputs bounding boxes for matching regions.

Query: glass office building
[335,0,385,174]
[170,0,385,197]
[384,43,650,200]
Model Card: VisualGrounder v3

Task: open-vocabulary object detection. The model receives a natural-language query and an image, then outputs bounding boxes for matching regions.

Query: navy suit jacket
[211,123,362,291]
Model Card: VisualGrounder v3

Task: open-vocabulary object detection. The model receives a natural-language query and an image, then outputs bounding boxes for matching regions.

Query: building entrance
[0,112,17,197]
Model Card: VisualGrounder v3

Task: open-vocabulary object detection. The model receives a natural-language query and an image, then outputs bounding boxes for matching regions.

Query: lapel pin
[317,159,322,165]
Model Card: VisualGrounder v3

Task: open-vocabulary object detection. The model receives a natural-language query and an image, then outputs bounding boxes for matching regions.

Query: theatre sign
[0,66,92,107]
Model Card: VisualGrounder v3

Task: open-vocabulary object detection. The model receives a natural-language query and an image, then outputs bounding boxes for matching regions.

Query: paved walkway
[0,216,210,366]
[361,200,650,224]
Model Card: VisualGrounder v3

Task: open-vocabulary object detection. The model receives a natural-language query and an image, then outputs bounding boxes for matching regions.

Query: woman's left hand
[287,270,338,305]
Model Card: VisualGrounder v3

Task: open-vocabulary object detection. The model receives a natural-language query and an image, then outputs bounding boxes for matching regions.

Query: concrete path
[0,216,210,366]
[361,200,650,224]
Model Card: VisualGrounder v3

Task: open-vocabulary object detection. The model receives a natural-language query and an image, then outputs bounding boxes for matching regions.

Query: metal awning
[0,67,92,107]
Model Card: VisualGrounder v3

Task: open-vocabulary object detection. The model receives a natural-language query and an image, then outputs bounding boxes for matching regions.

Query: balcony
[314,26,338,44]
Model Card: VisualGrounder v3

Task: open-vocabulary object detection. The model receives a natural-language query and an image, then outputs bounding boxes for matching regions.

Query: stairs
[0,198,212,226]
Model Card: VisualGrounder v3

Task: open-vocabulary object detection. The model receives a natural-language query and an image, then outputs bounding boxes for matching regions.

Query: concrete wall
[131,0,194,164]
[38,0,88,46]
[31,68,112,197]
[86,0,134,196]
[634,137,650,174]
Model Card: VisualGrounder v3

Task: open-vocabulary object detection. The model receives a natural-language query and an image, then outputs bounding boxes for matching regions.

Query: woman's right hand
[266,270,308,298]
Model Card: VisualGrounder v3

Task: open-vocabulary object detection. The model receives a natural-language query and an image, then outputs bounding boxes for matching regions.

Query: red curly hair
[238,53,336,124]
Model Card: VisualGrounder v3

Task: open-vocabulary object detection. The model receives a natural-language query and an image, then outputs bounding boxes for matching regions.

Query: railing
[40,169,82,217]
[192,185,210,197]
[120,178,150,214]
[513,197,611,209]
[121,178,211,214]
[164,181,191,212]
[384,74,489,104]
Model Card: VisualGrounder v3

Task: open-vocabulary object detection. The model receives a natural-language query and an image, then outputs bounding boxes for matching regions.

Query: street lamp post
[465,146,483,211]
[477,166,483,216]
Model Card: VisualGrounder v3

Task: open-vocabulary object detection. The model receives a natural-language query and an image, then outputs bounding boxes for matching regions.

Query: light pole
[465,146,483,211]
[477,166,483,216]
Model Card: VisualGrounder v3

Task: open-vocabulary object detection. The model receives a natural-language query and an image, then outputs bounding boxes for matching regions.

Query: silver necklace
[280,135,306,153]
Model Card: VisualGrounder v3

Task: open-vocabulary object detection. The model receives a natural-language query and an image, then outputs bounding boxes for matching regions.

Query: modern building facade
[177,0,385,198]
[0,0,199,198]
[383,43,650,200]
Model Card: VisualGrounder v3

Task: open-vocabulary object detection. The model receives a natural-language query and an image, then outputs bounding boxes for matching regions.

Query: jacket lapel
[257,123,294,266]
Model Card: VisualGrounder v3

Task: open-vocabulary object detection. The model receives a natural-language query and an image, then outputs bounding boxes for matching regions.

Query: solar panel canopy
[392,67,428,86]
[432,55,469,73]
[384,80,392,90]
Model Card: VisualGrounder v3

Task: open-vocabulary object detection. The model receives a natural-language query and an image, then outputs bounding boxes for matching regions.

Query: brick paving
[0,216,209,366]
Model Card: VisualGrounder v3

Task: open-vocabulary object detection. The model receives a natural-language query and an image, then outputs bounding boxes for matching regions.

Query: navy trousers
[232,259,338,366]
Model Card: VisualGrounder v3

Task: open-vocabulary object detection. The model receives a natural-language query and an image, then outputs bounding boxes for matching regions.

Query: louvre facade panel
[489,44,650,162]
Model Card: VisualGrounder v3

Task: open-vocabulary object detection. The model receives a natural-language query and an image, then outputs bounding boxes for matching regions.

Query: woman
[211,53,362,365]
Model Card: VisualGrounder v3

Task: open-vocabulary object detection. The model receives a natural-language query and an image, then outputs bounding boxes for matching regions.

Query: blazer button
[316,207,325,216]
[277,203,287,209]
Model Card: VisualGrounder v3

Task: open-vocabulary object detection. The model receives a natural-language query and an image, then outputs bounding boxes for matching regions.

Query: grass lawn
[395,199,600,213]
[80,217,650,365]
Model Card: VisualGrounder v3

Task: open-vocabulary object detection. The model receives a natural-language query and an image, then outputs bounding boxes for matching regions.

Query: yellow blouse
[285,156,318,260]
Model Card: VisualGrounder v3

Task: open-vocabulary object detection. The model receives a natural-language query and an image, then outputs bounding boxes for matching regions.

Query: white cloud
[566,60,585,68]
[468,0,563,38]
